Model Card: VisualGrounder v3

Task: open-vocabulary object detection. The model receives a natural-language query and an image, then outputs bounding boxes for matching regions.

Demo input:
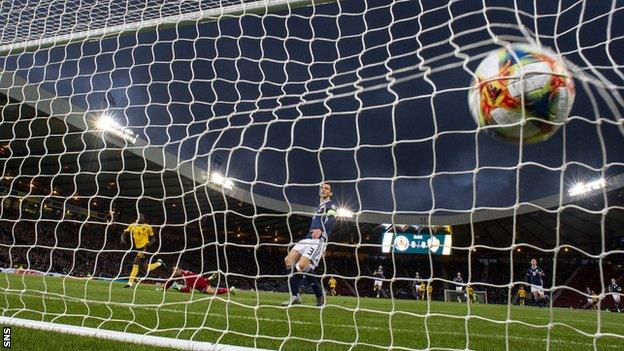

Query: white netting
[0,0,623,350]
[0,0,279,50]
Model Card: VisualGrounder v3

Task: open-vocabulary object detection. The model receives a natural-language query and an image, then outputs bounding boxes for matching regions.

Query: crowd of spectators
[0,207,621,309]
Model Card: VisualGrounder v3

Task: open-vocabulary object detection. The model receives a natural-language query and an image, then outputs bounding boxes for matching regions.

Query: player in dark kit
[608,278,621,312]
[373,266,385,298]
[526,258,547,307]
[453,272,464,302]
[283,182,337,307]
[413,272,422,299]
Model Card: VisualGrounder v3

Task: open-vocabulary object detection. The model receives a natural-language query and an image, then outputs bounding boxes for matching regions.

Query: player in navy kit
[412,271,421,298]
[453,272,464,302]
[373,266,385,298]
[282,182,337,307]
[526,258,547,307]
[608,278,621,312]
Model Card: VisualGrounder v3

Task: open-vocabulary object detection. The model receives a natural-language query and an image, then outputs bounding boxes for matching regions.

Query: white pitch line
[2,291,622,349]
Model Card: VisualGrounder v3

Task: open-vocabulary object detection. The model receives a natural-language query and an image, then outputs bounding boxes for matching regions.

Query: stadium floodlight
[568,178,606,197]
[336,207,354,218]
[94,112,138,144]
[95,114,115,131]
[210,172,234,190]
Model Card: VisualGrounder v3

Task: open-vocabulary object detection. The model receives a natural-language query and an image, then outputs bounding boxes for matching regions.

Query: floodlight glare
[95,112,137,144]
[211,172,234,190]
[336,207,354,218]
[96,115,115,131]
[568,178,606,197]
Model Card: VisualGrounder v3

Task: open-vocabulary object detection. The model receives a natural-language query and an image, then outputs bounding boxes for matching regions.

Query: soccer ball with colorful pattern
[468,44,575,144]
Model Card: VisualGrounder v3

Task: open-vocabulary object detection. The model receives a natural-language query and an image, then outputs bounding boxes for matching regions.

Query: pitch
[1,274,620,351]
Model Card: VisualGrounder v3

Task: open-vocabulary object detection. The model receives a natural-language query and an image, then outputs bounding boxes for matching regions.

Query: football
[468,44,575,144]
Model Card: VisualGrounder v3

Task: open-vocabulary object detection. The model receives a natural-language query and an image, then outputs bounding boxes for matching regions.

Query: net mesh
[0,0,623,350]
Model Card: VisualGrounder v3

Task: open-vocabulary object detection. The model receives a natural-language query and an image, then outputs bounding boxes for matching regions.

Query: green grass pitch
[0,273,621,350]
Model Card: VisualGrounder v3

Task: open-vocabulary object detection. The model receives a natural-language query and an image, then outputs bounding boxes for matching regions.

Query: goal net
[0,0,623,350]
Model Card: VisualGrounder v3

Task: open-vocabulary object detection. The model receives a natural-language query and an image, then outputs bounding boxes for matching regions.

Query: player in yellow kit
[518,286,527,306]
[328,276,337,296]
[466,285,477,303]
[426,283,433,300]
[120,214,164,288]
[418,282,426,300]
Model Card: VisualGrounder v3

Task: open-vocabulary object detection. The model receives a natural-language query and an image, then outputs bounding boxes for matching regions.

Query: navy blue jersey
[526,267,544,286]
[373,270,385,279]
[305,199,337,240]
[454,276,463,285]
[608,283,621,293]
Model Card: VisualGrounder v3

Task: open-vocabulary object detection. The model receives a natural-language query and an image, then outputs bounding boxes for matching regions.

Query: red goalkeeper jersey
[165,270,209,292]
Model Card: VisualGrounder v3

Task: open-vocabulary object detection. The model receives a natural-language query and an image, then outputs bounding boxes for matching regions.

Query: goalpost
[0,0,622,350]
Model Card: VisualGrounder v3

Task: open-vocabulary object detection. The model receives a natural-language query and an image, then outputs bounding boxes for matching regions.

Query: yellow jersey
[591,294,598,303]
[126,223,154,249]
[467,287,474,296]
[328,278,337,288]
[419,283,426,292]
[427,285,433,294]
[518,289,526,298]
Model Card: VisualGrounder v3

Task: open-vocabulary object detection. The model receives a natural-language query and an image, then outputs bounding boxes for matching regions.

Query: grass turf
[0,273,622,350]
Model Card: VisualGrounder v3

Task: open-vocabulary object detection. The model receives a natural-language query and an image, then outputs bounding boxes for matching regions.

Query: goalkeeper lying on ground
[161,266,236,295]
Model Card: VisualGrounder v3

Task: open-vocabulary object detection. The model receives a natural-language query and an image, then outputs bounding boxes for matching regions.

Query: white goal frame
[1,0,623,350]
